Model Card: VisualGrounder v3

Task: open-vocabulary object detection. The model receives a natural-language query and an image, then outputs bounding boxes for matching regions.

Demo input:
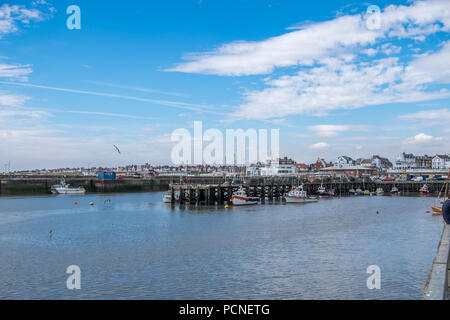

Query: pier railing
[423,224,450,300]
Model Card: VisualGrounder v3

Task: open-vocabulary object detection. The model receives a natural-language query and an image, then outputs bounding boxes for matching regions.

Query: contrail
[0,81,226,115]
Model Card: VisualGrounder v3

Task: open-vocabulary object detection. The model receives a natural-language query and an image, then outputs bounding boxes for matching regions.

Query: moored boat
[317,186,328,196]
[51,179,85,195]
[349,188,356,195]
[231,187,259,206]
[376,188,384,195]
[355,188,363,196]
[391,187,399,195]
[430,168,450,215]
[420,184,430,195]
[284,185,318,203]
[162,190,178,203]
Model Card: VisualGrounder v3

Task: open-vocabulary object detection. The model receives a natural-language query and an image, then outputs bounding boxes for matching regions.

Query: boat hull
[284,196,318,203]
[231,196,258,206]
[54,189,86,195]
[431,205,442,213]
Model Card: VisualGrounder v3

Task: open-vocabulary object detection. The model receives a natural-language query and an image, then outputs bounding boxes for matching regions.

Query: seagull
[113,145,121,154]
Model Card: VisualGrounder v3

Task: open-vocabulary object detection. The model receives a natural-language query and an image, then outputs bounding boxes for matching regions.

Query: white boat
[355,188,363,195]
[391,187,399,195]
[231,187,259,206]
[162,190,179,203]
[162,190,173,203]
[317,186,328,196]
[284,185,318,203]
[420,184,430,195]
[51,179,85,195]
[376,188,384,195]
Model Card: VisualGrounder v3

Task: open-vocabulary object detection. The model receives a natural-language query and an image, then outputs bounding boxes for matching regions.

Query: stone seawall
[423,224,450,300]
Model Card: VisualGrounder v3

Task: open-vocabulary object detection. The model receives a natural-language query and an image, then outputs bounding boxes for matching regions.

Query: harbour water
[0,193,444,299]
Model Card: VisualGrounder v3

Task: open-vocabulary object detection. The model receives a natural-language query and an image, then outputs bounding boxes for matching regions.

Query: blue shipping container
[98,171,116,180]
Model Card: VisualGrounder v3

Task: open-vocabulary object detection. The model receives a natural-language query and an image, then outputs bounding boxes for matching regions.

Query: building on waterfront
[320,165,377,178]
[334,156,355,167]
[371,155,393,170]
[246,157,296,176]
[415,155,433,169]
[313,158,329,172]
[394,152,418,169]
[432,155,450,169]
[394,153,434,170]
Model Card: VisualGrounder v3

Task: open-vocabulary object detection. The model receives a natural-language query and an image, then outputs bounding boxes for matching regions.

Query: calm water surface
[0,192,444,299]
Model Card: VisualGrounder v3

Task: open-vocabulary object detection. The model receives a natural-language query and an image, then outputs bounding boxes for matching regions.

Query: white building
[394,152,416,170]
[246,158,296,176]
[334,156,355,168]
[432,155,450,169]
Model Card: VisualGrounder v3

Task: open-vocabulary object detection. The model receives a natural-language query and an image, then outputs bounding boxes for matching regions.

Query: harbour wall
[0,176,448,195]
[423,224,450,300]
[0,176,226,195]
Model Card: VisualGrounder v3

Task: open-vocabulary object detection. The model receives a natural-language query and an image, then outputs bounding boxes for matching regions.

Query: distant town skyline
[6,152,450,174]
[1,0,450,170]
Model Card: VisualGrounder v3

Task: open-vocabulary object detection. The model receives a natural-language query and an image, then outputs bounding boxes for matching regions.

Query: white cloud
[0,62,32,81]
[398,108,450,121]
[308,124,369,137]
[233,52,450,119]
[402,133,445,144]
[0,3,52,38]
[168,0,450,76]
[167,0,450,120]
[168,14,379,76]
[309,142,330,149]
[0,91,28,107]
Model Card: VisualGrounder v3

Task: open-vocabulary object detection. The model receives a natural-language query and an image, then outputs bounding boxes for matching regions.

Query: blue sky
[1,0,450,170]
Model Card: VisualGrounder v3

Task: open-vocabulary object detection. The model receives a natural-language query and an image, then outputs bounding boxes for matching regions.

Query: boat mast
[444,168,450,201]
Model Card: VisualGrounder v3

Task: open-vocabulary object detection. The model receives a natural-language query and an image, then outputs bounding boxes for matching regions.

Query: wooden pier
[169,180,449,205]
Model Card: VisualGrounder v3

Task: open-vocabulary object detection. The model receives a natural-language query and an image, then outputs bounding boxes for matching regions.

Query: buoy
[425,210,430,213]
[73,201,78,205]
[89,202,94,206]
[224,205,229,209]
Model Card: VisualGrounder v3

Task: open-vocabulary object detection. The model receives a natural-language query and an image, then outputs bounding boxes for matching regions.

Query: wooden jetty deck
[169,180,449,205]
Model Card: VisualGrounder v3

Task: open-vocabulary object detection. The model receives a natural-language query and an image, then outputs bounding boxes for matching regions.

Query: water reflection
[0,192,444,299]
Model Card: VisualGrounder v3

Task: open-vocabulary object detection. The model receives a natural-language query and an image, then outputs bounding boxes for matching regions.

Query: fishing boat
[363,190,370,196]
[284,185,318,203]
[349,188,356,195]
[391,187,399,195]
[51,179,85,195]
[420,184,430,195]
[376,188,384,196]
[370,191,376,196]
[317,185,328,196]
[162,190,179,203]
[231,187,259,206]
[355,188,363,196]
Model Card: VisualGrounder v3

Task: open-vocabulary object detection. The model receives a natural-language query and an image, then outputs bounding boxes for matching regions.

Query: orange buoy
[425,210,430,213]
[73,201,78,205]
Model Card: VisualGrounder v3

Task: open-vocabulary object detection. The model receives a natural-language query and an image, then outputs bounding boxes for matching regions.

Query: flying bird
[113,145,121,154]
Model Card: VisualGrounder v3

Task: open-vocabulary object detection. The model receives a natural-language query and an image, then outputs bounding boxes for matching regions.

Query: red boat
[420,184,430,194]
